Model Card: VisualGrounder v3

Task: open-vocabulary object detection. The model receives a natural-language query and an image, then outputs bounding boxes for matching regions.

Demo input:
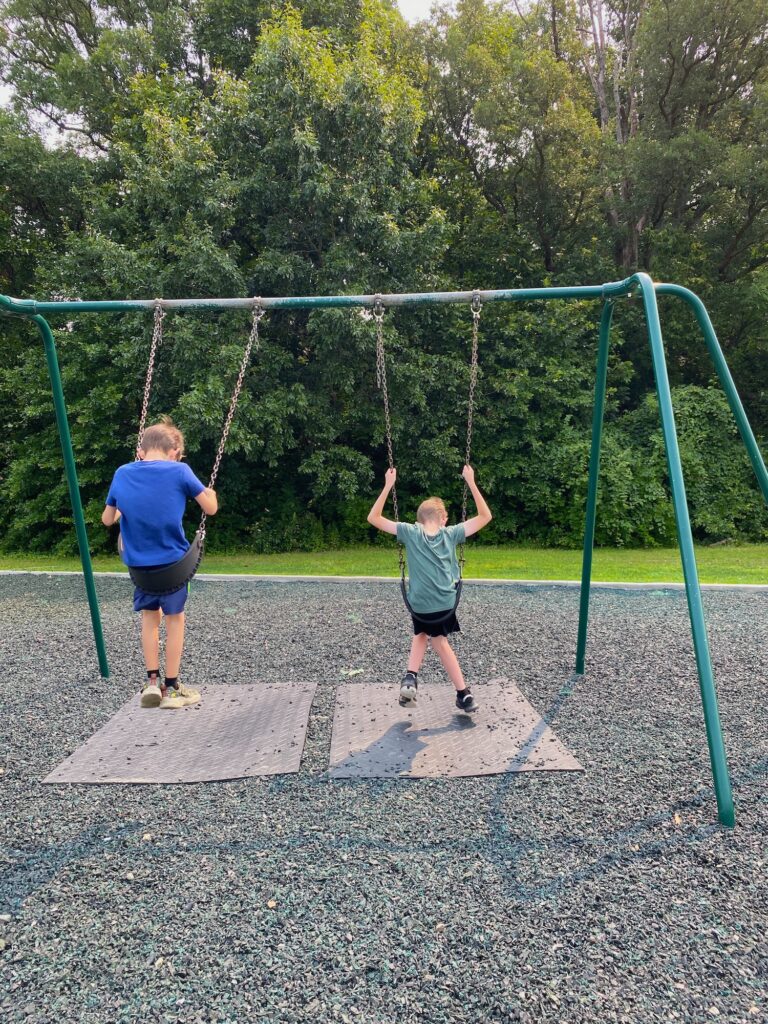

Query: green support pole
[635,275,734,827]
[34,315,110,678]
[658,284,768,504]
[575,300,614,674]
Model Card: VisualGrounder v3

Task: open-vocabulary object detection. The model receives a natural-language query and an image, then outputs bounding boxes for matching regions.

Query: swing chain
[200,300,264,537]
[373,297,397,509]
[373,296,405,576]
[136,300,165,457]
[465,290,482,468]
[460,291,482,567]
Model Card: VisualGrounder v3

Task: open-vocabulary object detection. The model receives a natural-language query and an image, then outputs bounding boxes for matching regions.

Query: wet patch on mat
[43,683,316,784]
[328,678,583,779]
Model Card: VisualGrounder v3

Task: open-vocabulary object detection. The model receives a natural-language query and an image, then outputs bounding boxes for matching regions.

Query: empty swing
[123,299,265,595]
[372,291,482,621]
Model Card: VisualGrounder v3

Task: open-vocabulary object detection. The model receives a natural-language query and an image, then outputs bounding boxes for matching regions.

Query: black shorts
[411,609,461,637]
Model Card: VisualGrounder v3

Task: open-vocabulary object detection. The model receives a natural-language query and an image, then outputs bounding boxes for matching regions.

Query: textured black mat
[328,678,583,778]
[43,683,316,784]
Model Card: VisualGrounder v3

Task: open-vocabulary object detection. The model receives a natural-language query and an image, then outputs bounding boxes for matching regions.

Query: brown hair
[416,497,447,525]
[140,417,185,459]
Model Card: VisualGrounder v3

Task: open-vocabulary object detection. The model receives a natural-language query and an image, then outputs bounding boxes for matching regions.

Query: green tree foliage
[0,0,767,554]
[418,0,604,279]
[0,4,448,551]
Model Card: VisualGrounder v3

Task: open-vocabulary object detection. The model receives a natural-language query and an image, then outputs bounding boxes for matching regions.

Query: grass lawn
[0,544,766,584]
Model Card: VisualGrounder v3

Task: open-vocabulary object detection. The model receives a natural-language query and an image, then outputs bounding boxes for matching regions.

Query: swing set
[2,273,768,828]
[372,291,482,621]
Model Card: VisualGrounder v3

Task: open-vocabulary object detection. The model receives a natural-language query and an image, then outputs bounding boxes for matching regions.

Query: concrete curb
[1,569,767,591]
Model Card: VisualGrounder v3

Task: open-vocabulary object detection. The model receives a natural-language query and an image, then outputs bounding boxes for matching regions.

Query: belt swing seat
[372,291,482,623]
[124,300,265,596]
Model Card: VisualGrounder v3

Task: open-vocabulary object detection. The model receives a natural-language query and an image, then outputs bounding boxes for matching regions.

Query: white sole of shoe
[159,694,201,710]
[140,686,162,709]
[399,687,417,705]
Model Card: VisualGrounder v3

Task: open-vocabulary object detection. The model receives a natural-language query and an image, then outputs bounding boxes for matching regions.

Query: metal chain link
[136,300,165,457]
[459,291,482,568]
[199,300,264,538]
[373,296,405,577]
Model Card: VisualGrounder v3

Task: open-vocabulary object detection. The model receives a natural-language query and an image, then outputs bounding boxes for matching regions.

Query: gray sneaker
[455,689,478,713]
[399,672,418,706]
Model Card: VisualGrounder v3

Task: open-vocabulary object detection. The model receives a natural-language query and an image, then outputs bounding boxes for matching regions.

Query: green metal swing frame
[3,272,767,828]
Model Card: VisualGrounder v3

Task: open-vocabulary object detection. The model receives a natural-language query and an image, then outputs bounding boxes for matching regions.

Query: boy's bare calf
[142,610,186,680]
[407,632,466,692]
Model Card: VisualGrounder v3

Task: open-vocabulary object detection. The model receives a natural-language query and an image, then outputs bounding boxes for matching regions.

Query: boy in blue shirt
[367,464,492,712]
[102,419,218,709]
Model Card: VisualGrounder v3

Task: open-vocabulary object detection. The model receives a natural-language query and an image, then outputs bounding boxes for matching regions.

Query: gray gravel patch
[1,574,766,1024]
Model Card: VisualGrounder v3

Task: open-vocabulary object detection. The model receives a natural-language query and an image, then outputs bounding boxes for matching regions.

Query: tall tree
[0,4,449,551]
[418,0,604,279]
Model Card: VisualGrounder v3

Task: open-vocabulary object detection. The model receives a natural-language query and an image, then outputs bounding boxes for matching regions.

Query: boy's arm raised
[366,467,398,536]
[461,464,492,538]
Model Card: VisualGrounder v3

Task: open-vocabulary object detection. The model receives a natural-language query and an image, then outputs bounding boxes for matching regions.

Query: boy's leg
[141,609,162,673]
[430,636,478,712]
[429,636,465,690]
[139,608,163,708]
[159,597,200,709]
[164,612,185,679]
[399,632,427,706]
[408,632,429,673]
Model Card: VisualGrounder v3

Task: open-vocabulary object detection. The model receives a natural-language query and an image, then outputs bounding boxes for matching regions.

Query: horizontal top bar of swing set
[0,277,679,316]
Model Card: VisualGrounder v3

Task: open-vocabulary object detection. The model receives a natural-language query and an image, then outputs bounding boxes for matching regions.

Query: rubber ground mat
[43,683,317,785]
[328,679,583,779]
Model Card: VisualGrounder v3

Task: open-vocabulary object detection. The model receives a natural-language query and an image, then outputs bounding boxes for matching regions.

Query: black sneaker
[399,672,418,706]
[455,689,478,713]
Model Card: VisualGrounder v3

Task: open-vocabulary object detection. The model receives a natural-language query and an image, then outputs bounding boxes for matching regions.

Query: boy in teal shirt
[367,464,492,711]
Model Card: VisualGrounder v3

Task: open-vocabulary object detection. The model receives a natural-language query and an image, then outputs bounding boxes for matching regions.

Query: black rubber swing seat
[127,531,205,596]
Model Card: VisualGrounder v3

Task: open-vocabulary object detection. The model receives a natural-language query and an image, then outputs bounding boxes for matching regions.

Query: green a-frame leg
[576,273,768,828]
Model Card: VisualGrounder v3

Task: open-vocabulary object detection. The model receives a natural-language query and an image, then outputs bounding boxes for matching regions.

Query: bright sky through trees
[397,0,435,23]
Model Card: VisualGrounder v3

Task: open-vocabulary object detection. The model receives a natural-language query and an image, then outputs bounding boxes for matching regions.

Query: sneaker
[455,689,478,713]
[159,682,201,710]
[399,672,418,707]
[140,680,164,709]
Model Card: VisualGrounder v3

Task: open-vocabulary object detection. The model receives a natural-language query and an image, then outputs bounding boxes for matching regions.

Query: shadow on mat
[327,716,477,779]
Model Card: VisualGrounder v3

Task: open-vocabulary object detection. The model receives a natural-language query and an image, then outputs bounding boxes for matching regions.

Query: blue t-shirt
[106,460,206,567]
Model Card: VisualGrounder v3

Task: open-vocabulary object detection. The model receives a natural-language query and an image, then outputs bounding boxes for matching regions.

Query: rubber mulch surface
[1,574,766,1024]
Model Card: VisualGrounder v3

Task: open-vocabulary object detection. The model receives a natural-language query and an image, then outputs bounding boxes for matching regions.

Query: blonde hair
[140,417,185,458]
[417,497,447,525]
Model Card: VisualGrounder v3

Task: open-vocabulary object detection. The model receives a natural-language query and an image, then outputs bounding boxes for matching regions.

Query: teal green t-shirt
[395,522,466,614]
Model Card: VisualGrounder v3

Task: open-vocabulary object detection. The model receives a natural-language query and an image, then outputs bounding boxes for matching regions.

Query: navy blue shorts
[133,582,189,615]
